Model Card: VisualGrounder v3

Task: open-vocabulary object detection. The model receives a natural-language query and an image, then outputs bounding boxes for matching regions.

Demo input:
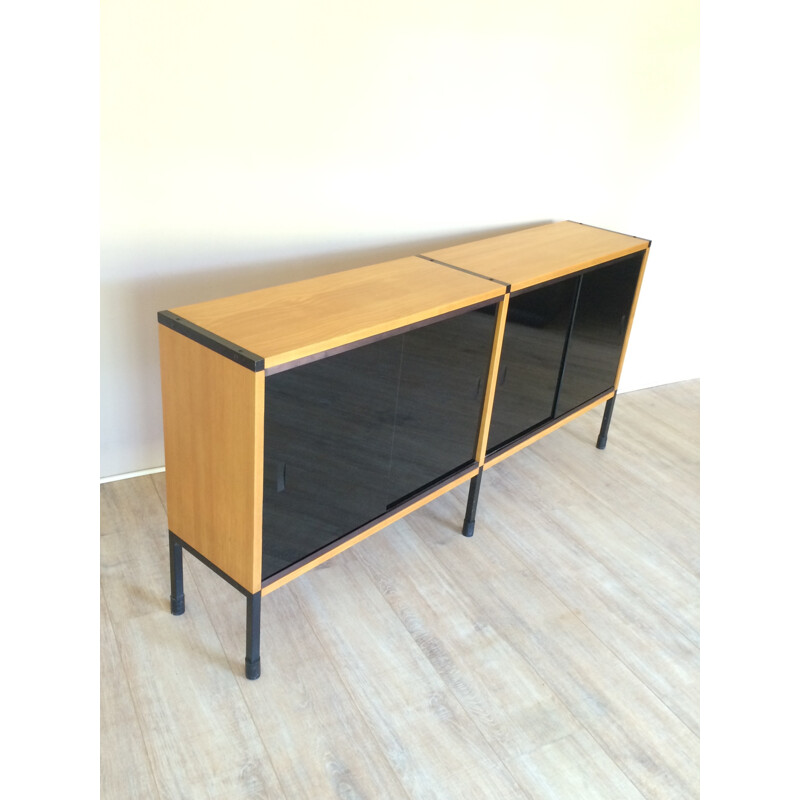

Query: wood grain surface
[424,221,649,293]
[159,325,264,592]
[169,257,505,371]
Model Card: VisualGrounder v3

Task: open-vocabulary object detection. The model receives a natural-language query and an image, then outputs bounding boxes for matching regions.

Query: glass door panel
[555,253,643,416]
[262,336,402,579]
[388,305,497,504]
[487,279,577,453]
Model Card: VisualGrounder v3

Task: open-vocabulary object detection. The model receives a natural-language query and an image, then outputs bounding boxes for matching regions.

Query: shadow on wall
[100,220,552,478]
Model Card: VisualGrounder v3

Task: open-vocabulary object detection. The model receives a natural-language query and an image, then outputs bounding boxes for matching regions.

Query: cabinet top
[166,256,506,372]
[424,221,649,292]
[161,221,648,372]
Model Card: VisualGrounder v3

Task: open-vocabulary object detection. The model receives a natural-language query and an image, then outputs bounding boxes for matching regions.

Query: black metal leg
[245,592,262,680]
[596,394,617,450]
[462,469,483,537]
[169,532,185,615]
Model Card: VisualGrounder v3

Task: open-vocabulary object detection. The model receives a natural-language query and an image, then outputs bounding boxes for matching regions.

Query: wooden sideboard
[158,221,650,678]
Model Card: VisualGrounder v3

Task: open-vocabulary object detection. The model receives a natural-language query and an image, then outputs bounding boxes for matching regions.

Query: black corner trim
[158,310,265,372]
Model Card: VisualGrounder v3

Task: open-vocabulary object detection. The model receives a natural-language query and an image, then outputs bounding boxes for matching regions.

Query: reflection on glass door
[555,254,642,416]
[261,302,499,580]
[487,278,577,453]
[262,337,401,579]
[389,306,497,504]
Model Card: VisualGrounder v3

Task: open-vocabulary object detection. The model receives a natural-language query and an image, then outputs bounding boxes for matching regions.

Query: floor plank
[408,500,700,799]
[100,474,167,538]
[490,485,700,734]
[110,608,286,800]
[353,521,647,797]
[290,551,529,799]
[100,591,161,799]
[514,731,648,800]
[355,521,579,755]
[188,548,413,800]
[101,480,286,800]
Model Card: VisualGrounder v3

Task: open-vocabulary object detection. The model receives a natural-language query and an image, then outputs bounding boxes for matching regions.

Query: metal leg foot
[245,592,262,680]
[462,469,483,537]
[169,532,185,615]
[596,394,617,450]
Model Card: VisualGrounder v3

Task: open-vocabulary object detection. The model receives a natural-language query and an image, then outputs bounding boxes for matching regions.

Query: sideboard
[158,221,650,678]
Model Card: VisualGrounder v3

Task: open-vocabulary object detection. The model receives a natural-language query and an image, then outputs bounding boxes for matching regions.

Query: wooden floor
[100,379,700,800]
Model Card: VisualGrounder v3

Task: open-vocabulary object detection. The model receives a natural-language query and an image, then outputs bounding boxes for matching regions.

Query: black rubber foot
[170,595,185,615]
[245,658,261,680]
[462,521,475,538]
[596,437,607,450]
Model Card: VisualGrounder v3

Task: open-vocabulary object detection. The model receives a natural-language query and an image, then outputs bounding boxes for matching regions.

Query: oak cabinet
[158,221,649,678]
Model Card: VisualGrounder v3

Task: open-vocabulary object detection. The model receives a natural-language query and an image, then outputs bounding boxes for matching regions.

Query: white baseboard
[100,466,165,485]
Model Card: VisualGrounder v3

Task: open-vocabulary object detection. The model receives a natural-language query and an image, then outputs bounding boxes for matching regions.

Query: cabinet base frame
[168,530,266,679]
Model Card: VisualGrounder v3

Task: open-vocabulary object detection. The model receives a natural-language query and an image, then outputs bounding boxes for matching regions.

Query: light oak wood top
[169,256,506,371]
[424,221,649,292]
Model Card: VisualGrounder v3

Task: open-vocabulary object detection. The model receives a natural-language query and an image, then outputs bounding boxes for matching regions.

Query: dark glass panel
[388,305,497,504]
[555,253,643,416]
[487,278,577,452]
[262,337,402,579]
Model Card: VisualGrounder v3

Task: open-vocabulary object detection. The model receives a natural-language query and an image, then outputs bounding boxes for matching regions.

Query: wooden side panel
[475,293,509,467]
[614,245,650,389]
[159,326,264,593]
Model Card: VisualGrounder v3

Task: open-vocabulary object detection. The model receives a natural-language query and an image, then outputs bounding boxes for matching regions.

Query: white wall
[101,0,700,478]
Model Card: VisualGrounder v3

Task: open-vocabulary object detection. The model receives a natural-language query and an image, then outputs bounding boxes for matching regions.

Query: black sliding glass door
[262,338,402,580]
[388,306,496,504]
[486,253,643,455]
[555,253,642,416]
[262,303,499,580]
[486,278,576,453]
